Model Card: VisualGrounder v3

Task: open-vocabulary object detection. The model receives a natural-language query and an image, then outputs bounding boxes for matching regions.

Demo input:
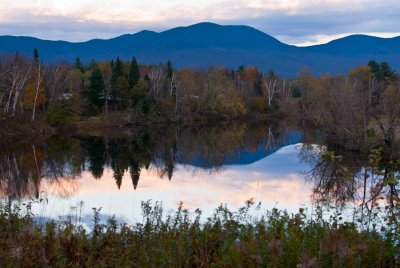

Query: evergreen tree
[368,60,383,81]
[253,70,263,96]
[166,60,173,79]
[115,76,130,109]
[74,57,84,72]
[33,48,39,62]
[111,57,124,87]
[87,67,105,109]
[110,59,115,72]
[130,161,141,190]
[128,57,140,88]
[380,62,396,81]
[368,60,396,82]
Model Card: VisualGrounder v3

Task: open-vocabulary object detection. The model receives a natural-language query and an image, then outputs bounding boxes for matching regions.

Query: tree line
[0,50,295,126]
[297,60,399,155]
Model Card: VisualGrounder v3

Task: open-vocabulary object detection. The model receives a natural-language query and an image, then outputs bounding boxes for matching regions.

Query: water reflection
[300,144,399,230]
[0,123,304,198]
[0,123,398,228]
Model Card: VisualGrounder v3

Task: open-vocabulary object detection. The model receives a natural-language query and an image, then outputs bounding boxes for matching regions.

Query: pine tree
[128,57,140,88]
[380,62,396,81]
[33,48,39,63]
[87,67,105,108]
[253,70,263,96]
[74,57,84,72]
[166,60,173,79]
[111,57,124,87]
[115,76,130,109]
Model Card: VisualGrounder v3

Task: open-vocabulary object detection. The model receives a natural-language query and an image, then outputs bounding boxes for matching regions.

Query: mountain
[0,22,399,76]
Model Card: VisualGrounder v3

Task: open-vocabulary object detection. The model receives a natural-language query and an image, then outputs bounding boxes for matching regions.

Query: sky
[32,144,314,225]
[0,0,399,46]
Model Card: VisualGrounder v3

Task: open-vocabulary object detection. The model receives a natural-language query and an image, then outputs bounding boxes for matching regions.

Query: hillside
[0,22,399,76]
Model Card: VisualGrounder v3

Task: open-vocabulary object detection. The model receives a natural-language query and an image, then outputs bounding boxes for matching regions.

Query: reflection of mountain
[0,124,309,197]
[178,130,304,168]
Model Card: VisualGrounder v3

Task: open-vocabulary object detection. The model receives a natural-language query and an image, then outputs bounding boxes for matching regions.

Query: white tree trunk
[32,63,45,121]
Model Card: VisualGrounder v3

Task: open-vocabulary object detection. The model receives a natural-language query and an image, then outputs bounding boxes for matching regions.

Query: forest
[0,50,294,131]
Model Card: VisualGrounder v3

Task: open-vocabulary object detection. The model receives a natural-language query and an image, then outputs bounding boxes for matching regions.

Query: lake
[0,123,392,229]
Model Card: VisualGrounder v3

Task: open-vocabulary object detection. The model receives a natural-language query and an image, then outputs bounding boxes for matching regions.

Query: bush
[46,100,79,126]
[0,200,398,267]
[249,96,267,113]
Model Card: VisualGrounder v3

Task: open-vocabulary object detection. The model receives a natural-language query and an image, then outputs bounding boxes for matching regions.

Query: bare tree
[265,127,276,151]
[45,63,68,108]
[263,70,280,107]
[369,85,400,156]
[3,57,32,116]
[169,72,177,96]
[281,80,291,105]
[148,65,165,103]
[264,78,277,107]
[32,62,46,121]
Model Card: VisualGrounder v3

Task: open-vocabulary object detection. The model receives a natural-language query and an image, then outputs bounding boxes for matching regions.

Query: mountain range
[0,22,399,76]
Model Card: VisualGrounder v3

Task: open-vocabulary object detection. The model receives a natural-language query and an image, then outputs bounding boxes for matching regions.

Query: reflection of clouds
[29,144,313,224]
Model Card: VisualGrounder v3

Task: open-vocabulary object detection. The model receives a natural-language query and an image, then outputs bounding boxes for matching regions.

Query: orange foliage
[21,79,46,110]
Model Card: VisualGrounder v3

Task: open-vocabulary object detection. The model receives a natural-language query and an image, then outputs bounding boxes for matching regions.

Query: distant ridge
[0,22,399,76]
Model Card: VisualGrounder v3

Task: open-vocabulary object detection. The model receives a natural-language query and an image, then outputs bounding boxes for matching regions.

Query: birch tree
[45,63,68,109]
[281,79,292,105]
[264,70,279,107]
[32,62,46,120]
[264,77,277,107]
[148,65,165,103]
[3,56,32,116]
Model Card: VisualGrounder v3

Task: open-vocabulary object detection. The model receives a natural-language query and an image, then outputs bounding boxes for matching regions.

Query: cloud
[34,144,313,223]
[0,0,399,44]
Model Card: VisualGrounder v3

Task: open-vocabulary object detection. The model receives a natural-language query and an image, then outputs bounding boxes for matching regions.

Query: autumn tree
[21,58,46,120]
[176,68,202,115]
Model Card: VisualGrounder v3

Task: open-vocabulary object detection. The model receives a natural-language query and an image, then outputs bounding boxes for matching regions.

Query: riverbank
[0,116,54,146]
[72,111,280,135]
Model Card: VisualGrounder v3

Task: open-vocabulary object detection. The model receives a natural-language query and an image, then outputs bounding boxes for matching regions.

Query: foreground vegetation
[0,199,398,267]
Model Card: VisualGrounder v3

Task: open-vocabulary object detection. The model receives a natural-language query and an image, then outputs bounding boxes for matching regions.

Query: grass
[0,199,398,267]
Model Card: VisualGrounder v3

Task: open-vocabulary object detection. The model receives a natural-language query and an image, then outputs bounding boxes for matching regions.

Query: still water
[0,123,393,227]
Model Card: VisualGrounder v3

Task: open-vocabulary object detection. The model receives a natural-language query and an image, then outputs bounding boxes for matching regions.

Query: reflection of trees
[0,122,302,198]
[177,123,247,167]
[84,138,106,179]
[0,148,43,198]
[0,139,83,199]
[301,144,399,228]
[302,145,364,205]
